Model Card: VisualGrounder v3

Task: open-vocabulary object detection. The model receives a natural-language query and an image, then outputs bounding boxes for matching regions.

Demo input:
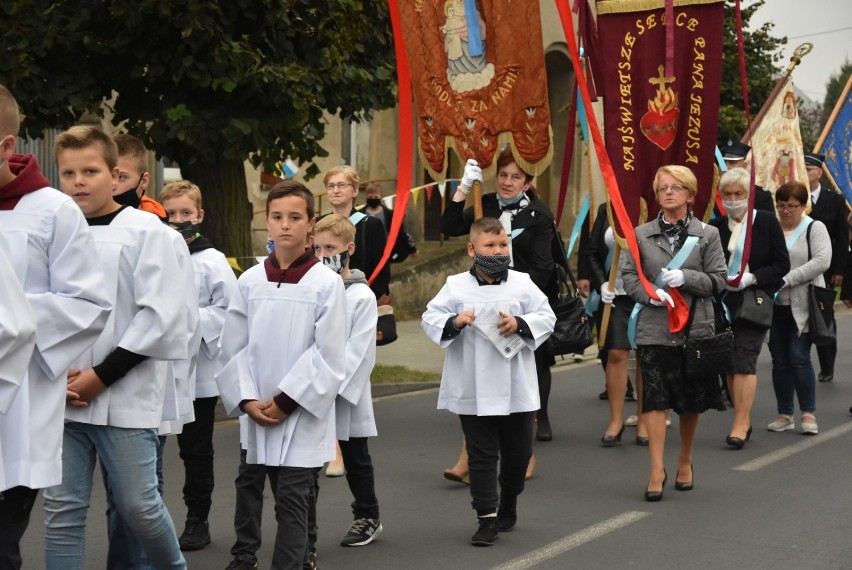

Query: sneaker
[801,413,818,435]
[225,560,258,570]
[340,518,383,547]
[767,414,795,432]
[625,415,639,427]
[572,353,585,362]
[179,518,211,551]
[307,550,318,569]
[471,517,498,546]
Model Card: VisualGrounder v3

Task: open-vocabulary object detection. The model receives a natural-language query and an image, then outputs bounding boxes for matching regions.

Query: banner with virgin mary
[398,0,553,178]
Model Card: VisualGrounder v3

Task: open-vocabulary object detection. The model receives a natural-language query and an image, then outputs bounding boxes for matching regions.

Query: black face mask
[168,220,201,242]
[366,197,382,208]
[113,173,145,209]
[473,253,510,277]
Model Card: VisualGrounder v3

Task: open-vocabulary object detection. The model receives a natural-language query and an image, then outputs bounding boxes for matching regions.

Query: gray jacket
[622,216,728,347]
[777,218,831,335]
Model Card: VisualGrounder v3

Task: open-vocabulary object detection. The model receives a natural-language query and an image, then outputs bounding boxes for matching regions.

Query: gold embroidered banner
[398,0,553,178]
[595,0,725,238]
[744,77,808,193]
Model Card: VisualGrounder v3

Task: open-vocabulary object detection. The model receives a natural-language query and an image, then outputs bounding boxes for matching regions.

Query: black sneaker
[179,518,211,551]
[225,559,258,570]
[471,517,498,546]
[497,498,517,532]
[340,518,383,547]
[307,550,318,569]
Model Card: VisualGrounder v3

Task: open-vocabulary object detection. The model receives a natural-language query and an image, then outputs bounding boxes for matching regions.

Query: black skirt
[638,345,726,415]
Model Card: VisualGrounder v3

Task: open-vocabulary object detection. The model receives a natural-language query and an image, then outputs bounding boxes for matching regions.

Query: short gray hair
[719,167,750,196]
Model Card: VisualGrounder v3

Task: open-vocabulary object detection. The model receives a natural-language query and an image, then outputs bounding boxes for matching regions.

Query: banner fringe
[596,0,722,15]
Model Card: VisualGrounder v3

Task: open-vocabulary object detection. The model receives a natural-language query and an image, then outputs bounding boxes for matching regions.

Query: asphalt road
[19,316,852,569]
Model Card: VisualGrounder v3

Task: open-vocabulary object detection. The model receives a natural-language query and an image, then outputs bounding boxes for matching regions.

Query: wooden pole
[813,72,852,152]
[472,180,484,220]
[741,43,812,143]
[597,244,621,350]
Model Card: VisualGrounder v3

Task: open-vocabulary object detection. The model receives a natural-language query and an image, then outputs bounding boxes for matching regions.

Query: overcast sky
[750,0,852,104]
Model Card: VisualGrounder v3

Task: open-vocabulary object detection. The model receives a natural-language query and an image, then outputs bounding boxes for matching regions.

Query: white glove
[460,159,483,193]
[649,288,675,307]
[660,268,685,288]
[601,284,616,305]
[727,272,755,291]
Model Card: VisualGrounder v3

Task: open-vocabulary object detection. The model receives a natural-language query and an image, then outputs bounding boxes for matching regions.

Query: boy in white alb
[0,86,111,569]
[310,214,382,553]
[42,126,188,569]
[217,181,346,569]
[422,217,555,547]
[162,179,237,551]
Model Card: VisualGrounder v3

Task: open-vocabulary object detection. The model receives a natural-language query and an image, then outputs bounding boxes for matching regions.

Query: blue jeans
[43,423,185,570]
[768,305,816,415]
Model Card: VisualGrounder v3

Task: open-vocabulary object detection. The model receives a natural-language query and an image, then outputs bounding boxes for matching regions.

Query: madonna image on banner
[594,0,725,240]
[398,0,553,179]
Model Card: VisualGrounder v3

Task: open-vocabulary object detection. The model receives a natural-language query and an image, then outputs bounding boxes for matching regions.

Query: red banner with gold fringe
[397,0,553,178]
[594,0,724,239]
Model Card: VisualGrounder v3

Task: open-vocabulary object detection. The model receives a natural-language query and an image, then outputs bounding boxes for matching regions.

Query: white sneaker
[625,415,639,427]
[800,413,818,435]
[572,353,584,362]
[767,414,795,432]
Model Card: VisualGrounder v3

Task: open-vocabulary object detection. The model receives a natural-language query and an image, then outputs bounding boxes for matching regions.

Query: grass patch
[391,253,472,320]
[371,364,441,384]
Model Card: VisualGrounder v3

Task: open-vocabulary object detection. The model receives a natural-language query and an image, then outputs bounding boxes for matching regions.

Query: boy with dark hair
[0,86,111,569]
[422,217,555,547]
[113,132,167,220]
[43,125,188,569]
[217,181,346,569]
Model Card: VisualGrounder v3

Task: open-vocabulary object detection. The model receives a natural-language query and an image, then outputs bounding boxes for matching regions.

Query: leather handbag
[683,285,734,380]
[733,287,774,330]
[805,222,836,346]
[545,255,593,357]
[376,294,398,346]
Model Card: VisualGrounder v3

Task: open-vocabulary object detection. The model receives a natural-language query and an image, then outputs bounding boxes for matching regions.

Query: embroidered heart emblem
[640,107,679,151]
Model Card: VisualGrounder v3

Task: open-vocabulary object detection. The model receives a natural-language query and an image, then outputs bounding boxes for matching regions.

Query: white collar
[811,184,822,203]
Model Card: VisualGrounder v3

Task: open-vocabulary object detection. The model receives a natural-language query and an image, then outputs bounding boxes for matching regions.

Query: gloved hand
[460,159,483,193]
[727,272,756,291]
[601,284,616,305]
[649,288,675,307]
[660,268,685,288]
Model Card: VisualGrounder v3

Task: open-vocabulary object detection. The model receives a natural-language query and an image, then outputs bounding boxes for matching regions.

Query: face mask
[266,239,275,255]
[169,220,201,242]
[366,197,382,208]
[723,199,748,219]
[473,253,510,277]
[113,173,145,208]
[320,251,350,274]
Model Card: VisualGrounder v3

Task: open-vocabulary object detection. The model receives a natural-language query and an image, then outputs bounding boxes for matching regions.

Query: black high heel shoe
[725,425,753,449]
[644,470,667,502]
[635,435,649,446]
[601,424,625,447]
[675,464,694,491]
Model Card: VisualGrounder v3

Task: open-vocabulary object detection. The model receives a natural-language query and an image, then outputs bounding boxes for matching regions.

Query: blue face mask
[497,191,526,208]
[266,239,275,255]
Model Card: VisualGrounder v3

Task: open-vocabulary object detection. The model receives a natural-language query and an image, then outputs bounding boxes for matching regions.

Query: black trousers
[176,396,218,520]
[459,412,534,517]
[340,437,380,520]
[0,486,38,570]
[230,450,277,564]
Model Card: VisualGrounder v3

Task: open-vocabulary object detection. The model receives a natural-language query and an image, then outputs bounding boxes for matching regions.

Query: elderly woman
[767,182,831,435]
[709,168,789,448]
[622,165,727,501]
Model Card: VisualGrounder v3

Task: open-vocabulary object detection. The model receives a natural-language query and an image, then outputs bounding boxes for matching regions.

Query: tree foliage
[822,59,852,121]
[717,0,787,145]
[1,0,397,257]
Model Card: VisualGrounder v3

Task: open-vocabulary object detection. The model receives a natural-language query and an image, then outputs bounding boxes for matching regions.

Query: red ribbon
[372,0,415,286]
[554,0,659,301]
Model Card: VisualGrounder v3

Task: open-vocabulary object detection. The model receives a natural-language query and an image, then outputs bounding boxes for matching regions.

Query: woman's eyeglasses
[657,184,687,193]
[775,202,803,212]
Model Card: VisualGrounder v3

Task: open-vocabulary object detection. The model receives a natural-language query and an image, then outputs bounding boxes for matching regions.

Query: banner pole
[813,72,852,153]
[472,180,484,220]
[597,244,621,350]
[742,43,812,143]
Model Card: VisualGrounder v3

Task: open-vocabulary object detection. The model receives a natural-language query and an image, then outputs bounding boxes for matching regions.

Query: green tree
[822,59,852,123]
[717,0,787,145]
[1,0,397,258]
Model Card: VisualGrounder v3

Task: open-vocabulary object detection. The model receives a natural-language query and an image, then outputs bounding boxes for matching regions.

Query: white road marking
[489,511,651,570]
[733,422,852,472]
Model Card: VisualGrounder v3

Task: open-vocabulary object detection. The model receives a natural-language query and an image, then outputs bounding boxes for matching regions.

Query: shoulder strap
[786,217,812,251]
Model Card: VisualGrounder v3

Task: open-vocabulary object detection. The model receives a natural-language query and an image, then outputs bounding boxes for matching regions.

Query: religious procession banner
[397,0,553,178]
[743,77,808,193]
[818,84,852,204]
[594,0,725,239]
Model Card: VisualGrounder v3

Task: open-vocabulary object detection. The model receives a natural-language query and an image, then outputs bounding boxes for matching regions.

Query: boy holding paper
[421,217,555,547]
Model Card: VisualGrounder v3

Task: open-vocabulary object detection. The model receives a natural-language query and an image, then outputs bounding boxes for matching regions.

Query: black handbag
[545,241,593,357]
[683,285,734,380]
[805,223,836,346]
[733,287,774,330]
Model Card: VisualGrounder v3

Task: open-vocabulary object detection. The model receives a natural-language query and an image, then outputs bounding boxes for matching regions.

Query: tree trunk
[177,155,253,261]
